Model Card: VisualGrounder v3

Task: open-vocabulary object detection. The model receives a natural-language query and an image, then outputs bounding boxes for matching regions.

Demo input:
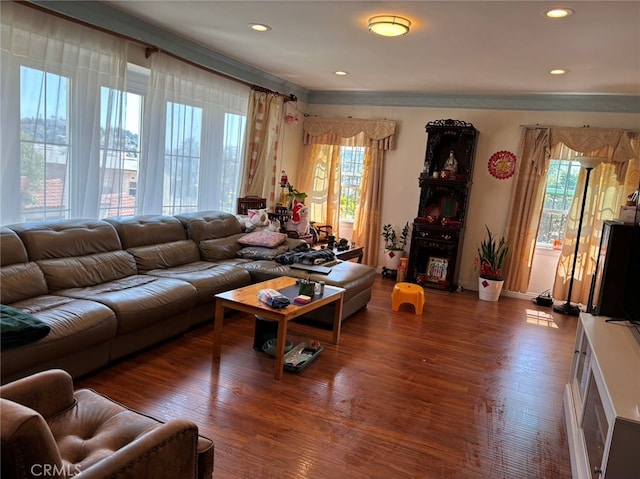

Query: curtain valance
[303,117,396,150]
[530,126,636,181]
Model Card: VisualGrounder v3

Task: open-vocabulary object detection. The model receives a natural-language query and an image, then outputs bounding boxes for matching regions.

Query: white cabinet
[564,313,640,478]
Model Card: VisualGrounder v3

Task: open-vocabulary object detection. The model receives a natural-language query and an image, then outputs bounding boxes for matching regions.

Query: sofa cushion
[1,296,117,379]
[0,305,50,349]
[104,215,187,248]
[146,261,252,305]
[57,276,197,334]
[199,233,245,261]
[237,244,289,260]
[127,240,201,273]
[238,260,376,303]
[46,388,210,479]
[0,227,28,266]
[0,262,48,304]
[238,231,287,248]
[175,211,243,242]
[9,220,122,260]
[37,251,138,291]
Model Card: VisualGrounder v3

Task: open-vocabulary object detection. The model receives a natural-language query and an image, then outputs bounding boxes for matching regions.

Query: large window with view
[2,4,250,224]
[537,159,581,247]
[20,67,70,221]
[163,101,202,215]
[99,87,142,218]
[339,146,365,221]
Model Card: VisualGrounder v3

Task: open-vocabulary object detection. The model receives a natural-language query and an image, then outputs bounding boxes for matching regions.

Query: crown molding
[28,1,640,114]
[307,91,640,113]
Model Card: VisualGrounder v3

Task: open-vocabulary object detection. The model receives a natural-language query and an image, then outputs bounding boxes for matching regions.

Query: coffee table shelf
[213,277,344,379]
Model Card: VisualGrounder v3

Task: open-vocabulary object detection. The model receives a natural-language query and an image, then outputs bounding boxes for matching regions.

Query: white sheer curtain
[1,2,128,223]
[140,54,249,215]
[1,2,251,224]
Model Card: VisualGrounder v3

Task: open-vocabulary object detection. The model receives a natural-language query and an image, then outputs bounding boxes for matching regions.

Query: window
[163,101,202,215]
[2,4,250,224]
[537,159,581,246]
[99,87,142,218]
[339,146,365,220]
[20,67,70,221]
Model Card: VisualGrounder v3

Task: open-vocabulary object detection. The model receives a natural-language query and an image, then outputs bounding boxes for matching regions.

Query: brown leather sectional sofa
[0,211,376,383]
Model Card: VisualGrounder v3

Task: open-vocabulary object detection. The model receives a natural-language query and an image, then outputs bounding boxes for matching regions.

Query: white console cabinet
[564,313,640,478]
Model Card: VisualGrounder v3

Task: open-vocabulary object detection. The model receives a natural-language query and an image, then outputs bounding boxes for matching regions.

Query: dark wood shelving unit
[407,119,478,291]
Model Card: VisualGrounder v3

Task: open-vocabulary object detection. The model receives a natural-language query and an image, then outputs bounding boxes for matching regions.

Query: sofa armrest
[76,419,199,479]
[0,399,64,479]
[0,369,75,418]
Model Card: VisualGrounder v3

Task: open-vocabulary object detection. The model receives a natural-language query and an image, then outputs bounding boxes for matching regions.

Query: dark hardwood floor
[77,277,577,479]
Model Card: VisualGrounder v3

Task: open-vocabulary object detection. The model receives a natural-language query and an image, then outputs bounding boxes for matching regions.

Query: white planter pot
[478,277,504,301]
[384,249,404,270]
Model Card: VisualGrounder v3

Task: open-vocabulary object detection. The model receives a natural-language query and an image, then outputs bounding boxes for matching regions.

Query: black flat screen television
[587,221,634,318]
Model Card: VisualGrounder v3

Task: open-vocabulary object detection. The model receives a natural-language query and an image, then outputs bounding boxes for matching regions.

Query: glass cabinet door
[571,324,592,402]
[581,373,609,478]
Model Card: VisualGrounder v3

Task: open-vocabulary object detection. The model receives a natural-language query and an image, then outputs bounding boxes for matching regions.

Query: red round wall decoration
[488,150,516,179]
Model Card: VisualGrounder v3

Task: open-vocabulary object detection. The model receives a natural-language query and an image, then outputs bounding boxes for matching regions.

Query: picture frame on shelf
[426,257,448,283]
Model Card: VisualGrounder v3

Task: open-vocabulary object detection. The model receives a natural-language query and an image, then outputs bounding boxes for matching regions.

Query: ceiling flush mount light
[368,15,411,37]
[550,69,567,75]
[544,8,574,19]
[249,23,271,32]
[334,71,348,76]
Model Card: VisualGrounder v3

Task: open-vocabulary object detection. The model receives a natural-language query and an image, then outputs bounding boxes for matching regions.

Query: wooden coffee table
[213,277,345,379]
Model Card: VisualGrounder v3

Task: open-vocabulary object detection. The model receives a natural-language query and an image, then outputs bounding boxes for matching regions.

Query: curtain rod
[520,124,640,133]
[18,1,294,102]
[519,124,594,129]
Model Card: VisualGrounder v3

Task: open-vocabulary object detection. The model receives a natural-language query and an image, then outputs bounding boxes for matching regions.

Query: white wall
[297,104,639,295]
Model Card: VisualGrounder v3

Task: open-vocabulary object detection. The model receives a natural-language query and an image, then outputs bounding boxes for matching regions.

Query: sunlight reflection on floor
[524,309,558,328]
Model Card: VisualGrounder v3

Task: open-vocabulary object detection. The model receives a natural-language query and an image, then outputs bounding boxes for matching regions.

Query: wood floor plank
[77,276,575,478]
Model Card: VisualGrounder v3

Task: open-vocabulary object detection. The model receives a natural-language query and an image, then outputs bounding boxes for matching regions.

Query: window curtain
[140,53,249,215]
[0,1,128,223]
[299,117,396,266]
[239,89,284,204]
[552,134,639,304]
[504,126,638,300]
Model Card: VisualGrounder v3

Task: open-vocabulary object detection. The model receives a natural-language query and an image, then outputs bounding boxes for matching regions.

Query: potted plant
[381,222,409,270]
[477,225,509,301]
[285,183,307,208]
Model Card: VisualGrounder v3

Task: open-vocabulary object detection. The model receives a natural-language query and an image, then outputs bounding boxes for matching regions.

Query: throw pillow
[237,244,289,260]
[238,231,287,248]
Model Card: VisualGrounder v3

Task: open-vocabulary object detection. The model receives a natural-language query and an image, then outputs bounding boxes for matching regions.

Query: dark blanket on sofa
[1,305,50,349]
[275,249,336,265]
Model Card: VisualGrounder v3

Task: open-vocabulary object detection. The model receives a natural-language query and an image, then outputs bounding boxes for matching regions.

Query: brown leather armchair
[0,369,213,479]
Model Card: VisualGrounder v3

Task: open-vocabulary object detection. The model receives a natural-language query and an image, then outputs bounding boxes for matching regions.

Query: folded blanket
[275,249,336,265]
[1,305,51,349]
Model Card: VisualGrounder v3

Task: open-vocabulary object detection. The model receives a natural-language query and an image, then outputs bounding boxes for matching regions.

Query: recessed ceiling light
[334,71,348,76]
[544,8,574,19]
[249,23,271,32]
[550,69,567,75]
